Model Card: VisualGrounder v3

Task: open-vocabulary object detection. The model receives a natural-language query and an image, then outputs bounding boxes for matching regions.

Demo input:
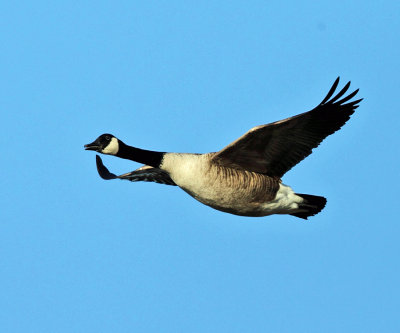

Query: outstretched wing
[95,155,177,186]
[211,77,362,178]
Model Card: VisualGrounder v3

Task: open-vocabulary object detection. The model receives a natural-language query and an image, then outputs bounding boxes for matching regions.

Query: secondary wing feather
[212,77,362,177]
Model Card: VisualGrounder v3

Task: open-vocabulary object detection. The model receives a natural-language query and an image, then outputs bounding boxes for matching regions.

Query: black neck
[117,141,165,168]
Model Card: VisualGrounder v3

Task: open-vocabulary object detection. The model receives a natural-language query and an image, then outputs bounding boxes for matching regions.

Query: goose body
[85,78,362,219]
[159,153,297,217]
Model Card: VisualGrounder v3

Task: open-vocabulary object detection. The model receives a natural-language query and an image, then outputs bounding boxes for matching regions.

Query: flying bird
[84,78,361,219]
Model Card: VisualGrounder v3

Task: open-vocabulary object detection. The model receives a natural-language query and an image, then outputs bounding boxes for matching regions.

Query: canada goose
[84,78,361,219]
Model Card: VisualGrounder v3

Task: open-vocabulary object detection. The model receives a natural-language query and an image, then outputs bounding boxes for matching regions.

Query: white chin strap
[102,137,119,155]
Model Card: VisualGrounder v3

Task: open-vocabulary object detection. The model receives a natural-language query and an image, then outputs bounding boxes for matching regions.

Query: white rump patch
[261,183,303,213]
[102,137,119,155]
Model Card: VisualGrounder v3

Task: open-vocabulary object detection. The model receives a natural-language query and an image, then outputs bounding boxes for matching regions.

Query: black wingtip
[320,77,340,104]
[319,77,361,107]
[328,81,351,104]
[95,155,118,180]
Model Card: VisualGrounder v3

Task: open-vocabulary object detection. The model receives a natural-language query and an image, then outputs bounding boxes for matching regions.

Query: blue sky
[1,1,399,332]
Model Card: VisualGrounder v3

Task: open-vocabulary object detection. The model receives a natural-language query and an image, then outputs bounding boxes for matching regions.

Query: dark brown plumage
[212,77,362,177]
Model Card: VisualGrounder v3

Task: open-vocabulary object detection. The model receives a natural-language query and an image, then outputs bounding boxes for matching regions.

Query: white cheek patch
[102,137,119,155]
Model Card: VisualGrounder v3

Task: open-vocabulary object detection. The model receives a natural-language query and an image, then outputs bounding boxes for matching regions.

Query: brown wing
[211,78,362,178]
[95,155,177,186]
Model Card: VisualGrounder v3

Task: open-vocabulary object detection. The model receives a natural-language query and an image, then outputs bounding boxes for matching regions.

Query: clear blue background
[1,1,399,332]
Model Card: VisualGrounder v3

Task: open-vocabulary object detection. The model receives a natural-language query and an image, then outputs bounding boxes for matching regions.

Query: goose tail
[290,194,327,220]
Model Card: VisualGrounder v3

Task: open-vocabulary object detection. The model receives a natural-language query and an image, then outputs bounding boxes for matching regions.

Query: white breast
[160,153,242,209]
[160,153,211,190]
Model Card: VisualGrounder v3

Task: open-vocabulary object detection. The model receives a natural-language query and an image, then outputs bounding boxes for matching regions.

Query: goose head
[84,133,120,155]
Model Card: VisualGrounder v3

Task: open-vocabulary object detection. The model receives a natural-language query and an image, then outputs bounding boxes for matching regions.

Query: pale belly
[180,181,304,217]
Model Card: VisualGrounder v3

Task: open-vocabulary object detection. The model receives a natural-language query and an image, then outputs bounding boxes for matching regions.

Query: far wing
[211,77,362,178]
[95,155,177,186]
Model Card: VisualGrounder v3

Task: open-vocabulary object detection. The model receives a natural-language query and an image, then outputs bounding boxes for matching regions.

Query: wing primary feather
[327,81,351,104]
[320,77,340,104]
[335,88,359,104]
[346,98,363,108]
[96,155,118,180]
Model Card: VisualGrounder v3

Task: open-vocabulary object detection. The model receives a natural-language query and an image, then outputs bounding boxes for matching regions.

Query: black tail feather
[290,193,327,220]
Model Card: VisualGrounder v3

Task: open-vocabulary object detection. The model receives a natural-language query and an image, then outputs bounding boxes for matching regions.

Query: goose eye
[105,135,110,141]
